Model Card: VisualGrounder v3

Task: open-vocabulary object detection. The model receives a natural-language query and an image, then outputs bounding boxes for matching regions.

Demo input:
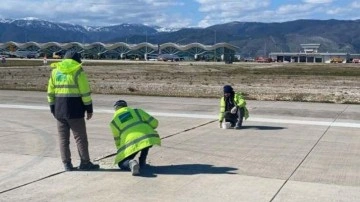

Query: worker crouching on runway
[219,85,249,129]
[110,100,161,176]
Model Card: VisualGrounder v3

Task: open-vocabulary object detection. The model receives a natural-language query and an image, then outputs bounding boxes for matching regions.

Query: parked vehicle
[26,53,38,59]
[157,54,180,62]
[7,51,39,58]
[255,57,272,63]
[52,52,62,59]
[352,58,360,63]
[330,57,344,63]
[243,57,255,62]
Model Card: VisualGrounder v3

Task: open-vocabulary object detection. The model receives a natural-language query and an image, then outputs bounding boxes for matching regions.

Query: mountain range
[1,18,360,57]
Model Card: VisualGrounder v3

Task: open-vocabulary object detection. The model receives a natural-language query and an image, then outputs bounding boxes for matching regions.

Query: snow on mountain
[151,25,180,32]
[0,18,14,23]
[0,18,87,33]
[0,17,182,43]
[0,18,178,33]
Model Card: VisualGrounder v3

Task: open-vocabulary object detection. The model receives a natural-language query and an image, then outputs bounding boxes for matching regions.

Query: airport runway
[0,90,359,202]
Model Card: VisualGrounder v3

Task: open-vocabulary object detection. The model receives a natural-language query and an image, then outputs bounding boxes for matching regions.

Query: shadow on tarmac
[89,164,238,178]
[241,125,286,130]
[140,164,238,178]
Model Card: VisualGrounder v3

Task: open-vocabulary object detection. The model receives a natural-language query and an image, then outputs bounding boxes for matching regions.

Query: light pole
[214,29,217,44]
[213,29,217,62]
[145,31,148,60]
[145,31,148,43]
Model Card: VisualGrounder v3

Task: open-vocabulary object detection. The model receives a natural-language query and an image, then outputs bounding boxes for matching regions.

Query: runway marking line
[1,104,360,128]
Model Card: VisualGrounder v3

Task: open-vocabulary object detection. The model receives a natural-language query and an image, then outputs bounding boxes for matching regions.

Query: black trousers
[224,107,245,127]
[118,146,151,170]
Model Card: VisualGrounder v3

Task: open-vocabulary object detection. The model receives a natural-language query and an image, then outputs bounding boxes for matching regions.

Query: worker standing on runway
[1,56,6,65]
[43,55,47,65]
[219,85,249,129]
[110,100,161,176]
[47,50,100,171]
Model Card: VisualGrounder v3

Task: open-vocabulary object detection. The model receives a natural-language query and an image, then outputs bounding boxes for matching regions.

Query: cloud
[277,4,316,15]
[0,0,359,29]
[351,1,360,8]
[0,0,191,28]
[196,0,270,12]
[326,7,349,15]
[194,0,350,27]
[196,0,271,27]
[303,0,333,3]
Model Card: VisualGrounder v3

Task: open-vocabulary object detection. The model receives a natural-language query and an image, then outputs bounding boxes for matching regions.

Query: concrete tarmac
[0,90,359,202]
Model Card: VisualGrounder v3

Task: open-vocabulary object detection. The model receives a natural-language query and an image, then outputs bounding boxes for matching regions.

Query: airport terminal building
[0,41,237,62]
[269,44,360,63]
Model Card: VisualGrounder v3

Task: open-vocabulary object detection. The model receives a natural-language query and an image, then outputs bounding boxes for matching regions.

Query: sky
[1,0,360,28]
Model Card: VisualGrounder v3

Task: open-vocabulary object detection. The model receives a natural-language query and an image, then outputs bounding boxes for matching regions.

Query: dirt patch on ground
[0,60,359,104]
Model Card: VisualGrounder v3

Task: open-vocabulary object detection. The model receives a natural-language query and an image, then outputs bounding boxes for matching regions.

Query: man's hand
[231,106,237,114]
[86,112,93,120]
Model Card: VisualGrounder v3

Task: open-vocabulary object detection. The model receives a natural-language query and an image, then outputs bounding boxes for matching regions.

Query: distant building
[269,43,360,63]
[0,41,237,62]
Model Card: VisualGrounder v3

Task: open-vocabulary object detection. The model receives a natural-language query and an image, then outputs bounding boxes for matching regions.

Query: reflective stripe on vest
[54,84,78,88]
[145,116,154,124]
[116,133,160,155]
[110,120,122,142]
[52,69,81,96]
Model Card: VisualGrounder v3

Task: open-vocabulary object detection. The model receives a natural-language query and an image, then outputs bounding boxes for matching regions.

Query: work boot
[230,122,235,128]
[234,122,242,129]
[79,162,100,171]
[64,162,74,171]
[129,159,140,176]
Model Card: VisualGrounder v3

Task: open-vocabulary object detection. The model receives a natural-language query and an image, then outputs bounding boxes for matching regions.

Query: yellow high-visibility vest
[47,59,92,106]
[219,92,249,121]
[110,107,161,164]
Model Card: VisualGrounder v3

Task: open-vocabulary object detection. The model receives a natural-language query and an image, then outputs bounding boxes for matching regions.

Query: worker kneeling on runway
[110,100,161,176]
[219,85,249,129]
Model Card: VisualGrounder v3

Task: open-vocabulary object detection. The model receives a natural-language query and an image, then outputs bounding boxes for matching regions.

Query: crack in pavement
[0,120,217,194]
[269,105,350,202]
[0,120,57,194]
[0,171,64,194]
[94,119,217,162]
